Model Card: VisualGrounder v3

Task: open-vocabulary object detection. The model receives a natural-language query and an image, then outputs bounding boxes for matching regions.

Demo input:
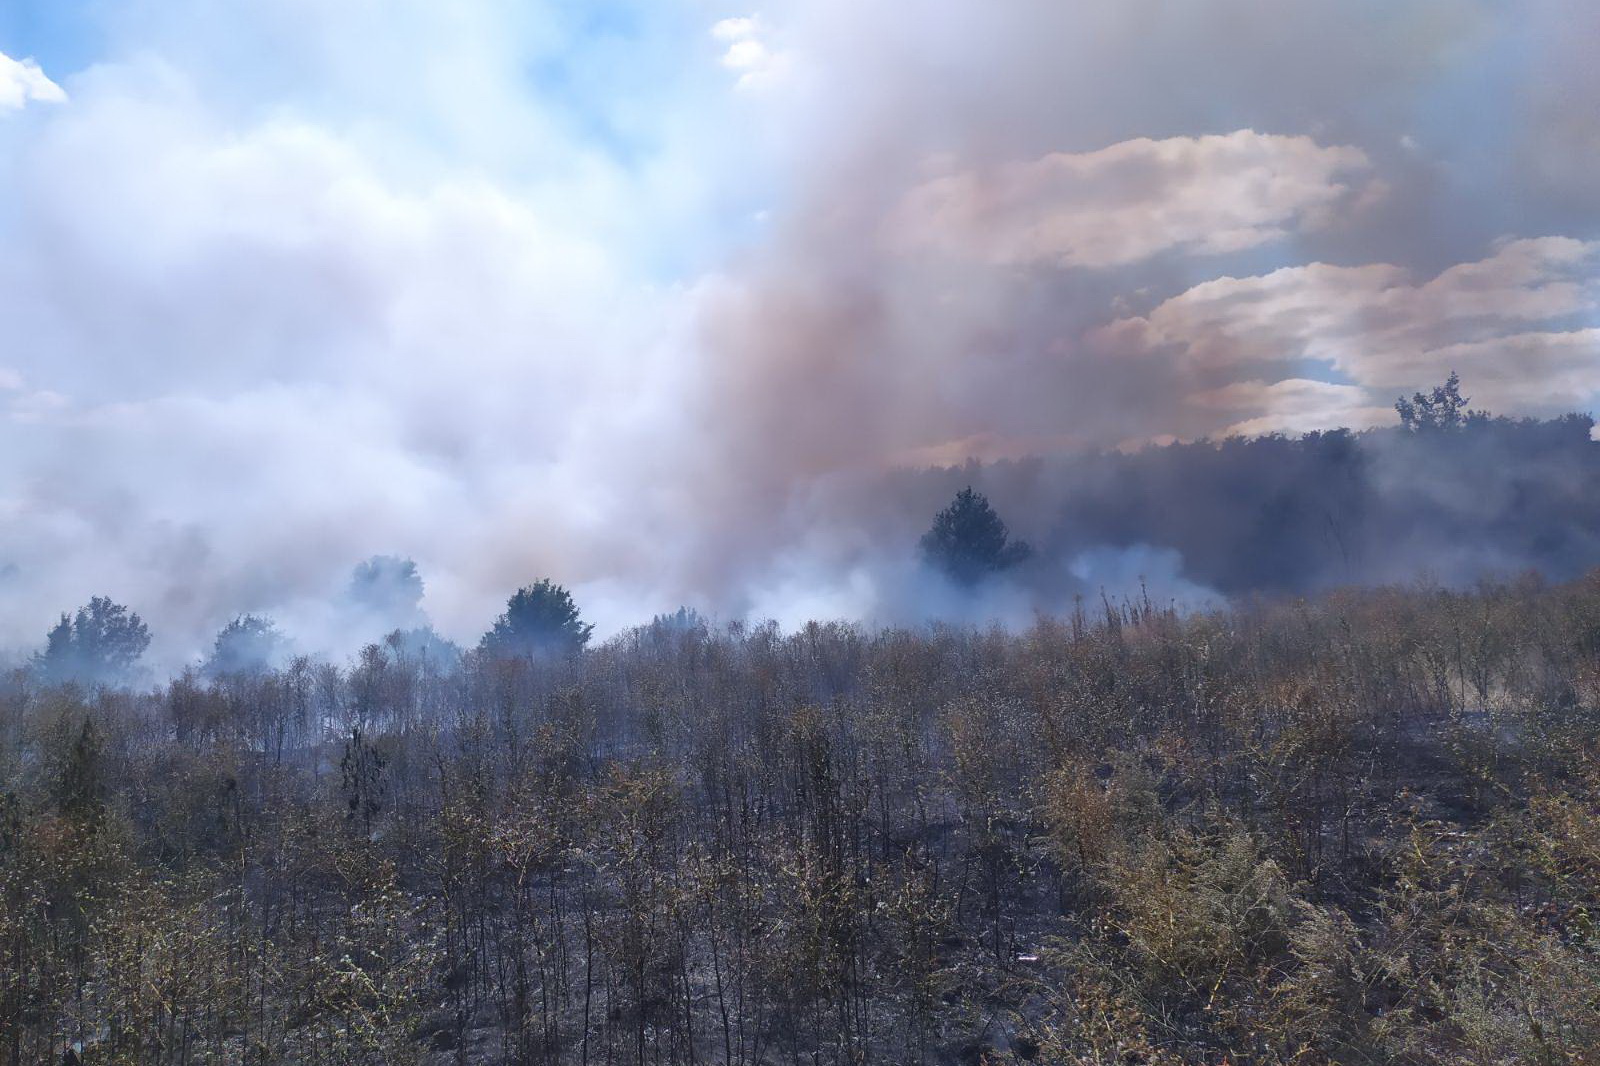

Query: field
[5,575,1600,1064]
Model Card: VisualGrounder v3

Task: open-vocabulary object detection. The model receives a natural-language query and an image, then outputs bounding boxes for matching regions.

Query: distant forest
[11,381,1600,679]
[902,408,1600,598]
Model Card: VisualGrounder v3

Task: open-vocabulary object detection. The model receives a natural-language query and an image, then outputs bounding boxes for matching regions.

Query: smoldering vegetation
[6,567,1600,1064]
[733,407,1600,632]
[893,411,1600,601]
[6,395,1599,662]
[4,406,1600,1064]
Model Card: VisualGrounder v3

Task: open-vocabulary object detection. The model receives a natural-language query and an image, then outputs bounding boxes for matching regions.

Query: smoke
[346,555,427,631]
[0,0,1596,666]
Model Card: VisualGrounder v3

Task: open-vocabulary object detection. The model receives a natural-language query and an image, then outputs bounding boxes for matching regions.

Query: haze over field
[2,0,1598,661]
[9,8,1600,1063]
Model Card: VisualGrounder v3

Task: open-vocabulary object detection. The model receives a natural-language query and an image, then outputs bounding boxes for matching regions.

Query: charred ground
[5,569,1600,1063]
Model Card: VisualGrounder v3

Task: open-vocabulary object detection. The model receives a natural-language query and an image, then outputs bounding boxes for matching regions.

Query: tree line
[26,488,1025,688]
[898,379,1600,597]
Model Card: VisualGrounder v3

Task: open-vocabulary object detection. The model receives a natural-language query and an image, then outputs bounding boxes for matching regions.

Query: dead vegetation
[4,574,1600,1063]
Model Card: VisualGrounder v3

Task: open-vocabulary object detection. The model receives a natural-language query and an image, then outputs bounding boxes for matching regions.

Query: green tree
[919,487,1033,586]
[348,555,426,625]
[1395,370,1478,432]
[203,614,285,677]
[34,596,152,685]
[479,579,594,658]
[53,718,107,828]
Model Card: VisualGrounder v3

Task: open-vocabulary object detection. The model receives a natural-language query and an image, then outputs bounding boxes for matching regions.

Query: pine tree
[919,487,1033,586]
[480,579,594,658]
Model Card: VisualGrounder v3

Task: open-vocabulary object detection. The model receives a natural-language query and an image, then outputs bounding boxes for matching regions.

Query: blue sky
[0,0,1596,658]
[0,0,100,74]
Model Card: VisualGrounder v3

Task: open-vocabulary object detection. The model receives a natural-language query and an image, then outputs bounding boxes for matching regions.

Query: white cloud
[1107,237,1598,374]
[710,13,791,90]
[1189,379,1395,437]
[887,131,1374,269]
[722,39,772,72]
[1411,329,1600,409]
[0,51,67,110]
[712,16,761,42]
[1103,237,1600,428]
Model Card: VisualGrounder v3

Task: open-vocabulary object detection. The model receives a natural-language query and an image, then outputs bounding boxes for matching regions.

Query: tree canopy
[1396,370,1479,432]
[479,579,594,658]
[384,624,463,668]
[34,596,152,685]
[203,614,286,677]
[348,555,426,625]
[919,486,1033,586]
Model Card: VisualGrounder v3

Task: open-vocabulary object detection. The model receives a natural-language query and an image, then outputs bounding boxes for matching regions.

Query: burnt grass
[5,573,1600,1063]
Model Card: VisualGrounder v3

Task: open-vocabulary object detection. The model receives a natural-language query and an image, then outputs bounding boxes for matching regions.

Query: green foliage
[203,613,285,677]
[1396,369,1479,432]
[919,486,1033,586]
[480,578,594,658]
[33,595,151,685]
[52,718,106,827]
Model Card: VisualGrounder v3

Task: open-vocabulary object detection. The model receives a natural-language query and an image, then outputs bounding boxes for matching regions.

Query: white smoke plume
[0,0,1596,666]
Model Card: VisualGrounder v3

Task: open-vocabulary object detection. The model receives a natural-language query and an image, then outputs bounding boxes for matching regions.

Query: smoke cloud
[0,0,1596,666]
